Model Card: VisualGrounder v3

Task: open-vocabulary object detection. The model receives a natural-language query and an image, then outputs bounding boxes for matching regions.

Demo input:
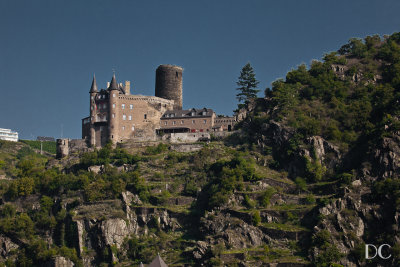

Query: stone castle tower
[155,65,183,110]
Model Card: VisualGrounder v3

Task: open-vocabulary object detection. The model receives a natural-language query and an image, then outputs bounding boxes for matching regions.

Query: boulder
[100,218,130,249]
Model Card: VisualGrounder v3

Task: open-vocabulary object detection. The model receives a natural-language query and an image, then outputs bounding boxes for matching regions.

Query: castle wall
[162,132,210,143]
[107,95,174,143]
[214,116,236,131]
[56,138,91,159]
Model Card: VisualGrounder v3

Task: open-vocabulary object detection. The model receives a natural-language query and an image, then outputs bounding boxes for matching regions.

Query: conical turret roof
[108,73,118,90]
[90,74,98,93]
[148,255,168,267]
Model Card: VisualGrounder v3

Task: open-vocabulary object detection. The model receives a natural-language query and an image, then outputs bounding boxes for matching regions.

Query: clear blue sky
[1,0,399,139]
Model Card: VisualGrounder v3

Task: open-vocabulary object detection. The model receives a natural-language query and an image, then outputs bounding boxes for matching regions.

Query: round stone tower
[155,64,183,110]
[89,75,98,147]
[108,73,120,144]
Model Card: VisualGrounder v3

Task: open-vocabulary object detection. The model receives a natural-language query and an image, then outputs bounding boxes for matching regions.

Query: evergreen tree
[236,63,260,108]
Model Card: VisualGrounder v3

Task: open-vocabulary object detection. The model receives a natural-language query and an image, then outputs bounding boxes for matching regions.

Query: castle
[55,64,237,156]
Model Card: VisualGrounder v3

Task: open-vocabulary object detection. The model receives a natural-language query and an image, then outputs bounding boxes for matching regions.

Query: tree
[236,63,260,108]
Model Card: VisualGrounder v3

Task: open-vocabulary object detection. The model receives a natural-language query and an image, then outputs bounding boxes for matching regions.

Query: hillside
[0,32,400,267]
[236,32,400,266]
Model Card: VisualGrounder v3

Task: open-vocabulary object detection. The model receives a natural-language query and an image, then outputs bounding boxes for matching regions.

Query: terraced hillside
[0,139,337,266]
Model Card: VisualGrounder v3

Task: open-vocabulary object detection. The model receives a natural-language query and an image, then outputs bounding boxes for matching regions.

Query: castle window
[130,104,133,109]
[144,114,147,120]
[91,96,94,100]
[132,126,135,131]
[173,121,176,125]
[181,120,184,124]
[91,106,93,110]
[192,120,195,124]
[203,120,207,124]
[123,114,126,120]
[122,126,125,130]
[112,114,115,118]
[164,122,167,125]
[128,115,132,120]
[122,104,125,109]
[113,93,116,97]
[112,104,115,109]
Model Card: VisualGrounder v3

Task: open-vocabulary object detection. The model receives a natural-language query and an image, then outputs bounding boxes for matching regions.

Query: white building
[0,128,19,142]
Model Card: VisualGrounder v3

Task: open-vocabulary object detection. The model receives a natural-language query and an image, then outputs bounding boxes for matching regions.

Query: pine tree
[236,63,260,109]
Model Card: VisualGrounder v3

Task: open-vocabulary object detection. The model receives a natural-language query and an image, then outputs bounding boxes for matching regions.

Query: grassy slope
[20,140,56,154]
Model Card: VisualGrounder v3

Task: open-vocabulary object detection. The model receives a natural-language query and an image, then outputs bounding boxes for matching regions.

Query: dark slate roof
[147,255,168,267]
[108,73,118,90]
[161,108,214,119]
[90,75,98,93]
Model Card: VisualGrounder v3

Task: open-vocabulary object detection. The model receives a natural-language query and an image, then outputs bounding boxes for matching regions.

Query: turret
[108,73,119,144]
[155,64,183,110]
[89,75,97,146]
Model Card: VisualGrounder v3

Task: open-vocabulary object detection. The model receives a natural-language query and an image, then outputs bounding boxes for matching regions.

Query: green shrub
[145,143,169,155]
[304,194,316,204]
[156,190,171,206]
[312,230,331,247]
[252,210,261,226]
[315,244,343,267]
[295,177,307,193]
[243,194,255,209]
[7,177,35,198]
[338,172,354,186]
[304,157,326,182]
[259,187,276,207]
[183,180,198,197]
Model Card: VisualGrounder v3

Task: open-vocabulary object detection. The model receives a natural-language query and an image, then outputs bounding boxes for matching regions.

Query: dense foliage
[260,33,400,149]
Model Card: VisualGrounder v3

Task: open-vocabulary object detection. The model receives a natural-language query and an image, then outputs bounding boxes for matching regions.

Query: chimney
[125,81,131,95]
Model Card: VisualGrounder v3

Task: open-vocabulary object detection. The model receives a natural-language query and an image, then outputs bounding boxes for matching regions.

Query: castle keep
[57,64,235,157]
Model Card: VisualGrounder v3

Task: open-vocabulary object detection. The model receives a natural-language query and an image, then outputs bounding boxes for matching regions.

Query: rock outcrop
[0,236,18,260]
[45,256,75,267]
[372,133,400,178]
